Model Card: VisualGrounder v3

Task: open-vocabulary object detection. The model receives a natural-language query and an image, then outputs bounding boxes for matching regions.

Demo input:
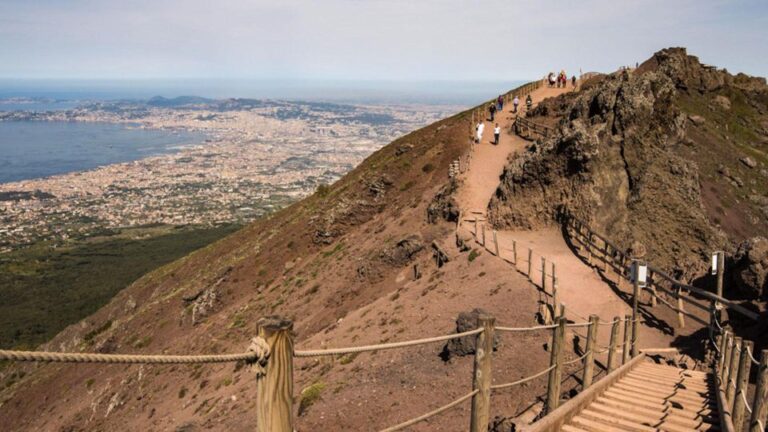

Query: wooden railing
[514,115,555,141]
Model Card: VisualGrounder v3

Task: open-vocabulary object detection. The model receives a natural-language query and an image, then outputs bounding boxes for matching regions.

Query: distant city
[0,95,462,251]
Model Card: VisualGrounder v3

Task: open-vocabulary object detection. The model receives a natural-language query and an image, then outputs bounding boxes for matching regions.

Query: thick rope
[562,351,592,366]
[598,319,621,326]
[379,389,478,432]
[566,322,592,329]
[0,338,269,364]
[294,328,483,357]
[740,390,753,414]
[746,346,760,366]
[491,364,556,390]
[496,324,557,332]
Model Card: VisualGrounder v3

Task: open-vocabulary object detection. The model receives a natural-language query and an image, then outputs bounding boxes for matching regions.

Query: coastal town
[0,98,458,251]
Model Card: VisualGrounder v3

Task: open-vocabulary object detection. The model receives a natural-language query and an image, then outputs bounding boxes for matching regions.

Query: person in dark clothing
[525,94,532,111]
[497,95,504,111]
[489,103,496,121]
[571,75,577,87]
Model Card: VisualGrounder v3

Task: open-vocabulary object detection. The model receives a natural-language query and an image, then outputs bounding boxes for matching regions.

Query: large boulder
[441,308,499,360]
[728,237,768,299]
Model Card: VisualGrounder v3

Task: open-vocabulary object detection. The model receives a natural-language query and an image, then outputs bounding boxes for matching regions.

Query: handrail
[563,211,759,321]
[294,328,483,357]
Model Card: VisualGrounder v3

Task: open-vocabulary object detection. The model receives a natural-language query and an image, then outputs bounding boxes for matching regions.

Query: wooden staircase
[520,354,728,432]
[563,363,719,432]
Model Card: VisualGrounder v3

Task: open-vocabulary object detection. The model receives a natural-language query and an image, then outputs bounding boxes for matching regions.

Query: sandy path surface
[456,81,675,352]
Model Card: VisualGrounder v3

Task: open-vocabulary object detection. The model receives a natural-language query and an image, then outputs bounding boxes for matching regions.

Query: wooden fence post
[721,332,733,382]
[481,223,486,246]
[749,349,768,432]
[631,261,640,358]
[622,314,631,365]
[582,315,599,390]
[586,233,593,265]
[493,230,499,256]
[546,317,566,413]
[528,249,533,279]
[676,286,686,328]
[470,315,495,432]
[512,240,517,265]
[474,218,478,239]
[726,337,742,405]
[718,331,730,377]
[607,317,620,372]
[256,317,294,432]
[552,263,558,316]
[541,257,547,292]
[733,340,754,429]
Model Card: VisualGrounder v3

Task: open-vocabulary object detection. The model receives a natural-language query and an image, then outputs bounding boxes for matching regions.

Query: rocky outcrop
[489,48,733,279]
[729,237,768,299]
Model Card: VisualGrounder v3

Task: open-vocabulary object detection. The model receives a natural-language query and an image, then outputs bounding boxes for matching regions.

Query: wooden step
[579,408,658,431]
[570,414,635,432]
[618,376,712,396]
[613,381,713,404]
[589,401,719,432]
[605,387,715,411]
[629,369,711,385]
[595,397,719,428]
[621,376,711,394]
[598,393,717,419]
[562,425,591,432]
[632,365,710,380]
[637,364,708,378]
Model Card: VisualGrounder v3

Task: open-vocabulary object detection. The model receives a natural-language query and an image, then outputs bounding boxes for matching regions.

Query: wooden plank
[602,389,717,417]
[613,381,712,404]
[579,408,657,432]
[609,384,715,407]
[588,402,718,432]
[570,415,630,432]
[596,396,718,424]
[629,367,711,382]
[623,373,711,391]
[518,354,647,432]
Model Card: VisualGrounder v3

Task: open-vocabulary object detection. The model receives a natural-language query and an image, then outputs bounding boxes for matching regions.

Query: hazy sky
[1,0,766,81]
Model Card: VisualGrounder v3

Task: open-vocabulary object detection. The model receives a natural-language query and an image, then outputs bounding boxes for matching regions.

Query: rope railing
[294,328,483,357]
[0,337,269,364]
[379,389,479,432]
[496,324,557,332]
[491,364,555,390]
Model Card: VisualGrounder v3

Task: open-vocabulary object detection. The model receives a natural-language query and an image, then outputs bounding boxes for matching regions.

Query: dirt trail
[456,81,675,352]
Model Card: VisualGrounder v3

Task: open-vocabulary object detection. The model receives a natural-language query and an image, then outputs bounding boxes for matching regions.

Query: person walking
[493,123,500,145]
[512,95,520,113]
[526,94,532,111]
[476,121,485,143]
[571,75,577,87]
[497,95,504,112]
[489,103,496,121]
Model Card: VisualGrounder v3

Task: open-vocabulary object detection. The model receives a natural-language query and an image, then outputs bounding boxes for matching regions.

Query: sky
[1,0,766,82]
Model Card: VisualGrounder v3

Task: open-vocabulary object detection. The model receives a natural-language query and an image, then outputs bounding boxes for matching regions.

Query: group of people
[476,91,534,145]
[475,121,501,145]
[547,70,576,88]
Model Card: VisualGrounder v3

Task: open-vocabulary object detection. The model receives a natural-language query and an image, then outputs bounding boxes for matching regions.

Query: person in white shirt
[513,96,520,113]
[493,124,500,145]
[476,122,485,143]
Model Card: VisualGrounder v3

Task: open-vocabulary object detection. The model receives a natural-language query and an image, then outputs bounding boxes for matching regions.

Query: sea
[0,122,204,184]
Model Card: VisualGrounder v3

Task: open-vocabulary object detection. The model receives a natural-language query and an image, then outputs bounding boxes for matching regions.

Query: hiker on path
[497,95,504,112]
[571,75,577,87]
[476,122,485,143]
[493,123,500,145]
[525,94,533,111]
[488,103,496,121]
[512,95,520,113]
[548,72,555,87]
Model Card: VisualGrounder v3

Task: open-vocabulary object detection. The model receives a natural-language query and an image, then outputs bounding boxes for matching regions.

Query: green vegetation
[298,381,326,415]
[0,224,240,349]
[468,249,480,262]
